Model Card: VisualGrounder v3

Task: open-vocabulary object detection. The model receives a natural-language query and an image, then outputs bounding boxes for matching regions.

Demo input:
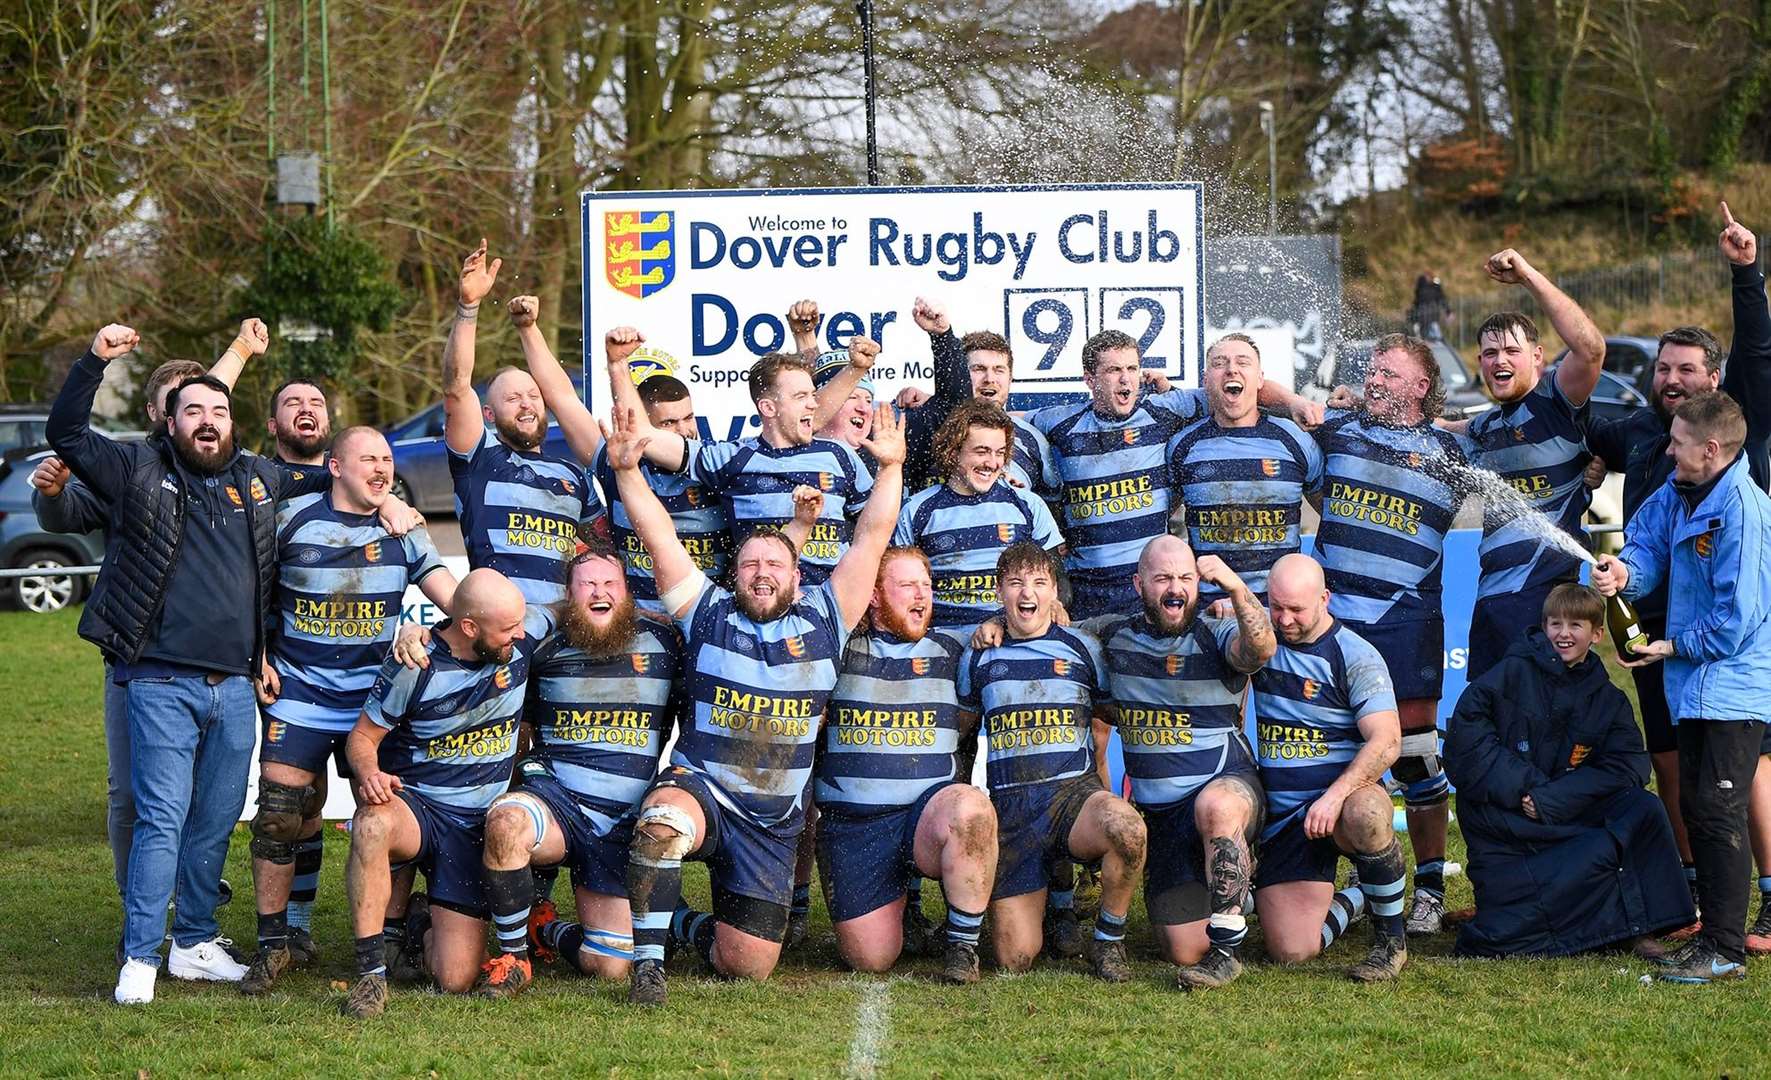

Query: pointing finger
[1721,200,1736,228]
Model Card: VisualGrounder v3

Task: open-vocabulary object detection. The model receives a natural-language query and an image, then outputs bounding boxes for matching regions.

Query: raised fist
[912,297,949,334]
[29,456,70,498]
[787,300,820,336]
[847,336,881,371]
[239,318,270,356]
[1720,201,1757,267]
[1484,248,1534,286]
[896,386,931,410]
[508,295,539,330]
[791,483,825,527]
[459,238,502,305]
[605,326,645,366]
[90,324,139,361]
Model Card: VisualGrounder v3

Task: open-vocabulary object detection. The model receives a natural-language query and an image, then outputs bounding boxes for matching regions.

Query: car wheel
[9,547,84,613]
[391,475,414,507]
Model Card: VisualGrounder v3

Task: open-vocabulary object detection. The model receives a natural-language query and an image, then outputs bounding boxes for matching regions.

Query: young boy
[1443,584,1694,958]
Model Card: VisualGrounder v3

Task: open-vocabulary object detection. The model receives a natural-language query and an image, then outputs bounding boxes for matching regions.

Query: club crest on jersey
[560,480,576,497]
[1260,459,1281,478]
[604,210,674,298]
[996,522,1017,543]
[631,653,651,674]
[685,486,702,507]
[1302,678,1321,700]
[1408,452,1424,468]
[494,667,513,690]
[1569,743,1591,767]
[225,485,243,507]
[1695,531,1715,558]
[1052,659,1071,676]
[1165,655,1182,676]
[249,477,269,503]
[1122,429,1140,446]
[1512,427,1527,442]
[910,656,931,675]
[265,720,286,744]
[784,635,807,659]
[818,472,835,492]
[363,541,383,563]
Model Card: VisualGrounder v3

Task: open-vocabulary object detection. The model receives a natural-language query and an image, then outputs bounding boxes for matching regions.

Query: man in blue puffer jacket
[1594,390,1771,984]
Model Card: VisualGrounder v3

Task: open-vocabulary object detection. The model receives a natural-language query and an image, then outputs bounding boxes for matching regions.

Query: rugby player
[1458,249,1606,679]
[442,240,605,606]
[1251,554,1409,983]
[471,543,683,992]
[1027,329,1318,619]
[813,348,876,450]
[339,569,556,1018]
[265,377,331,470]
[603,398,907,1005]
[895,401,1064,635]
[1089,537,1276,989]
[960,542,1147,981]
[1313,334,1473,933]
[241,427,458,994]
[1168,333,1323,604]
[815,547,998,983]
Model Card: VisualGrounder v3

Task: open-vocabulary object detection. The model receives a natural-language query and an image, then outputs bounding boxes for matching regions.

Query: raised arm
[812,336,879,429]
[602,403,699,618]
[1719,201,1771,485]
[444,239,500,455]
[46,325,140,500]
[603,326,692,472]
[830,403,907,628]
[787,299,821,359]
[1196,556,1276,672]
[509,294,602,465]
[1485,248,1606,406]
[205,317,270,392]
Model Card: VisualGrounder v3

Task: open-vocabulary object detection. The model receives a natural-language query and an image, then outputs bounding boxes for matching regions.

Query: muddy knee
[1102,803,1148,866]
[1337,786,1395,851]
[484,794,547,861]
[250,778,311,864]
[631,803,698,862]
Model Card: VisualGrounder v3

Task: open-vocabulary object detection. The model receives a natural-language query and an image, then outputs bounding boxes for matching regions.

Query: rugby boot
[1045,908,1086,959]
[1655,939,1704,967]
[387,894,431,985]
[339,973,389,1019]
[903,901,938,958]
[473,953,532,999]
[239,945,292,996]
[629,959,668,1006]
[1089,938,1131,983]
[1747,907,1771,956]
[529,898,560,965]
[785,909,809,950]
[1348,933,1407,983]
[1404,889,1445,936]
[1175,947,1243,991]
[940,940,981,985]
[1657,941,1746,984]
[285,927,318,968]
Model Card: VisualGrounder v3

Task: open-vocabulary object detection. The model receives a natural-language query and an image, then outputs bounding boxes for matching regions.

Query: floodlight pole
[857,0,880,186]
[1259,100,1277,235]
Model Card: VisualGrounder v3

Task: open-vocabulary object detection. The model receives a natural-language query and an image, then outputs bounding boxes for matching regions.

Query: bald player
[443,240,604,606]
[337,569,557,1018]
[1252,554,1409,983]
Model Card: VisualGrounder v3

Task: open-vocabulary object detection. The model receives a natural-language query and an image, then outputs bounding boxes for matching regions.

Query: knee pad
[250,778,311,863]
[300,783,327,821]
[489,792,550,851]
[633,803,697,862]
[1393,731,1449,809]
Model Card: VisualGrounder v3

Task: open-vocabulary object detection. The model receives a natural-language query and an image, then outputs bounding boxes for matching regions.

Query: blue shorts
[650,765,798,911]
[1141,764,1263,925]
[990,774,1104,900]
[1254,809,1342,888]
[1468,586,1559,682]
[260,717,350,778]
[394,789,489,919]
[817,782,958,923]
[1340,612,1445,702]
[514,767,631,898]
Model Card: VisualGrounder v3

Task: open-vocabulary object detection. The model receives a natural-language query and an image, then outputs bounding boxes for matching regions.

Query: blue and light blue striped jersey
[670,575,850,827]
[1312,410,1474,624]
[1252,620,1397,830]
[814,628,969,817]
[593,444,731,613]
[450,428,603,605]
[265,492,446,733]
[364,606,559,812]
[688,436,873,585]
[1092,614,1249,809]
[1465,378,1591,599]
[959,625,1110,791]
[893,482,1063,630]
[1008,415,1060,502]
[1026,388,1207,617]
[1166,415,1323,600]
[526,614,683,834]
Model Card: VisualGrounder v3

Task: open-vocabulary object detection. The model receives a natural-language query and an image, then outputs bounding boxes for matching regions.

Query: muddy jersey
[815,629,968,816]
[959,625,1110,791]
[894,482,1063,630]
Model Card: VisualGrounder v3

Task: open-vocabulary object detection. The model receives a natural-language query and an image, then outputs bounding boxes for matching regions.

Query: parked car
[1318,338,1496,419]
[0,404,141,456]
[384,372,589,515]
[1553,335,1661,399]
[0,447,106,613]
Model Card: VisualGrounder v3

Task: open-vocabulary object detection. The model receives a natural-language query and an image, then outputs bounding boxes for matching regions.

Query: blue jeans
[103,664,133,898]
[122,674,256,963]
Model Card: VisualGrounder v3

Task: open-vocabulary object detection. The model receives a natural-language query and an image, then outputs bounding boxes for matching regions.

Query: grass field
[3,607,1768,1078]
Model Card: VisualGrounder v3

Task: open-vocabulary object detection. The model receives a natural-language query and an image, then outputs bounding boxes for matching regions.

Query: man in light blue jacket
[1595,391,1771,984]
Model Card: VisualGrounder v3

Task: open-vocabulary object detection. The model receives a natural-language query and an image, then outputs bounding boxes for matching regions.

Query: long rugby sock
[628,856,684,966]
[1352,841,1408,941]
[1049,889,1076,915]
[1413,858,1445,900]
[381,915,407,953]
[287,833,323,932]
[944,905,984,948]
[906,876,925,913]
[485,867,534,958]
[1320,887,1366,951]
[1093,908,1127,944]
[257,910,289,952]
[355,934,386,978]
[542,921,635,974]
[790,883,811,921]
[671,906,718,966]
[532,862,561,903]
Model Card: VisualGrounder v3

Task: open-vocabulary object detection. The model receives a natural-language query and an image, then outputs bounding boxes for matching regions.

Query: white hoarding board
[581,184,1204,437]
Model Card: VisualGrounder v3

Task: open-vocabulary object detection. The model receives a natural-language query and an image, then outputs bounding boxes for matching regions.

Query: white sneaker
[114,958,157,1004]
[168,938,249,982]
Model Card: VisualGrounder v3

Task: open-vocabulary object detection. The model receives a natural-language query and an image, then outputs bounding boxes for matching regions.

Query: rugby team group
[31,206,1771,1014]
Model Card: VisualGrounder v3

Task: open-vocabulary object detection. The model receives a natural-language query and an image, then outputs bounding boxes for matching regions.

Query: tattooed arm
[1196,555,1276,673]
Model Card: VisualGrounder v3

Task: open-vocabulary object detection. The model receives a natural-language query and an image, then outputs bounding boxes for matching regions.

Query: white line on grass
[843,978,892,1080]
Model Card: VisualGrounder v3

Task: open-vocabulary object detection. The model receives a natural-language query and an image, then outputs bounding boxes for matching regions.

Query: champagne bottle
[1607,593,1649,657]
